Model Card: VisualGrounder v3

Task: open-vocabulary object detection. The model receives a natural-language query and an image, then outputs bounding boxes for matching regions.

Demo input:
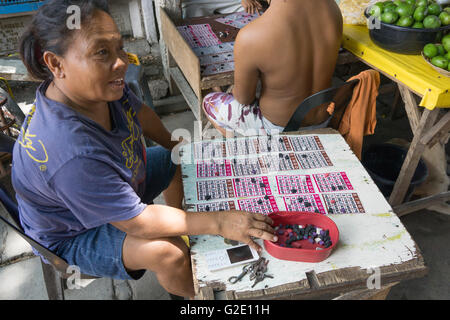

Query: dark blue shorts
[54,146,177,280]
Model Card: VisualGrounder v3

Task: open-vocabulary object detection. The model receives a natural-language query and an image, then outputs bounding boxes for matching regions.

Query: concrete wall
[0,15,33,56]
[0,0,159,56]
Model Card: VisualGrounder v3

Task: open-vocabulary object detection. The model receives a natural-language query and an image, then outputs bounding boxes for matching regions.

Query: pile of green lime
[423,34,450,71]
[369,0,450,28]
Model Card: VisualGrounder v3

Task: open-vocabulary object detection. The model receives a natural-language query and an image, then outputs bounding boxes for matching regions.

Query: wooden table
[160,8,241,136]
[180,128,427,300]
[342,25,450,214]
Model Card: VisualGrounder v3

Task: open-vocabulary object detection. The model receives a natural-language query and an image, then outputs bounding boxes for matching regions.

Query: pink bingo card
[197,159,232,178]
[313,172,354,193]
[176,24,221,48]
[233,176,272,198]
[276,175,315,194]
[283,194,326,214]
[238,196,279,215]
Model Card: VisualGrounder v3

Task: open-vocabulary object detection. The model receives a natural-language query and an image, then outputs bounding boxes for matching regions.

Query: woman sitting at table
[13,0,276,299]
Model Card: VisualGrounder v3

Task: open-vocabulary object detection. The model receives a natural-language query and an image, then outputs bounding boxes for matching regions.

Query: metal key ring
[228,265,250,284]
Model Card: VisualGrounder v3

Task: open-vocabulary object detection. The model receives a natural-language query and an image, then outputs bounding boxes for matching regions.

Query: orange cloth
[337,70,380,160]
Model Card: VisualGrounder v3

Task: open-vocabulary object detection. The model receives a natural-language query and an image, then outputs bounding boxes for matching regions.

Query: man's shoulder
[235,19,268,53]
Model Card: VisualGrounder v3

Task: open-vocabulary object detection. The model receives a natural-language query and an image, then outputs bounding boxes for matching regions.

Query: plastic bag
[339,0,380,25]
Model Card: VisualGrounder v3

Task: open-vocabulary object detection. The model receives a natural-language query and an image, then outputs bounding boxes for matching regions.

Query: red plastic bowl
[264,211,339,263]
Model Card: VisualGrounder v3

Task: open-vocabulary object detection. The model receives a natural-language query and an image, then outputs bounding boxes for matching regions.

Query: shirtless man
[202,0,343,136]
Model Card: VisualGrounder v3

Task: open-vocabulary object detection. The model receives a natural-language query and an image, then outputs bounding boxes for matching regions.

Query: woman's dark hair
[19,0,110,81]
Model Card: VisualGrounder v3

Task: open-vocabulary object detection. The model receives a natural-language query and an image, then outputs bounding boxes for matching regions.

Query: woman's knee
[122,235,189,273]
[159,237,190,269]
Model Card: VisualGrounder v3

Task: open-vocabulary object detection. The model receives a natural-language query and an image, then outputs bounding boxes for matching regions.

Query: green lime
[414,6,428,21]
[442,34,450,43]
[370,3,384,16]
[431,55,448,69]
[404,0,416,6]
[444,7,450,14]
[384,3,398,13]
[437,44,446,56]
[427,3,442,16]
[381,11,400,23]
[412,21,425,27]
[393,0,403,6]
[444,52,450,61]
[416,0,428,7]
[442,34,450,51]
[396,15,415,26]
[439,11,450,25]
[396,3,415,16]
[423,43,438,58]
[423,15,442,28]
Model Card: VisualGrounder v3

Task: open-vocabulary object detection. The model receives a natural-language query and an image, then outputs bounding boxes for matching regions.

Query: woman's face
[59,10,129,104]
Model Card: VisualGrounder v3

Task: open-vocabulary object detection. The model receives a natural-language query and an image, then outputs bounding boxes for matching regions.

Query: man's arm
[241,0,263,15]
[137,104,179,150]
[232,29,260,105]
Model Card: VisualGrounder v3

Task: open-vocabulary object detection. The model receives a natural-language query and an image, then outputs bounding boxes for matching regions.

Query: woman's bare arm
[111,205,277,252]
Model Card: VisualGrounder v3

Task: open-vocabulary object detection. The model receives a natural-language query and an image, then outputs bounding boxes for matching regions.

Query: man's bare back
[232,0,343,128]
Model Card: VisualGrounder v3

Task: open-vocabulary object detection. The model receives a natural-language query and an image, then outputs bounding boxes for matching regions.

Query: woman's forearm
[138,105,179,150]
[112,204,220,240]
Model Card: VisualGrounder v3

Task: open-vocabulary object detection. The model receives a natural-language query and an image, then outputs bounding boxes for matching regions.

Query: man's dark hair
[19,0,110,81]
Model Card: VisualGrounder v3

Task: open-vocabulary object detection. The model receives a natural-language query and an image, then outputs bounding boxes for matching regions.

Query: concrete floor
[0,79,449,300]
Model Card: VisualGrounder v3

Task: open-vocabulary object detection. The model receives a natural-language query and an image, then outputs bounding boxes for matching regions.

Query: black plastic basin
[364,7,450,55]
[362,143,428,201]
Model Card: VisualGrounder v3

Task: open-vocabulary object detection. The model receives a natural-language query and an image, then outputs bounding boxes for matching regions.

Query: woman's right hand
[215,210,277,253]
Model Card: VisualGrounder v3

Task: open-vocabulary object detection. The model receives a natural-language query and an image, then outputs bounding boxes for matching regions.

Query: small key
[251,273,274,288]
[228,265,250,284]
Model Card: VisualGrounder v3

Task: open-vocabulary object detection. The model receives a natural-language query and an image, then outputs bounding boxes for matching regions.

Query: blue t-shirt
[12,80,148,251]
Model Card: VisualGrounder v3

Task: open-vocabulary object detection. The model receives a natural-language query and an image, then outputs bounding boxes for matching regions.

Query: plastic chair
[125,52,155,147]
[125,53,155,111]
[283,79,360,132]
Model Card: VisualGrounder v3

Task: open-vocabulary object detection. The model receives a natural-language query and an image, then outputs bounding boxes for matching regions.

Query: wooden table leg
[389,108,440,206]
[393,191,450,217]
[397,84,421,132]
[334,282,399,300]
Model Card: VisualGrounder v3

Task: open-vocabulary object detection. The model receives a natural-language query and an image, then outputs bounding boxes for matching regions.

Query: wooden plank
[141,0,158,44]
[232,279,311,300]
[314,267,368,288]
[129,0,144,38]
[389,108,440,206]
[169,67,200,120]
[393,191,450,217]
[261,279,311,299]
[398,84,421,132]
[334,282,399,300]
[198,286,215,300]
[201,72,235,90]
[420,110,450,149]
[160,8,201,98]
